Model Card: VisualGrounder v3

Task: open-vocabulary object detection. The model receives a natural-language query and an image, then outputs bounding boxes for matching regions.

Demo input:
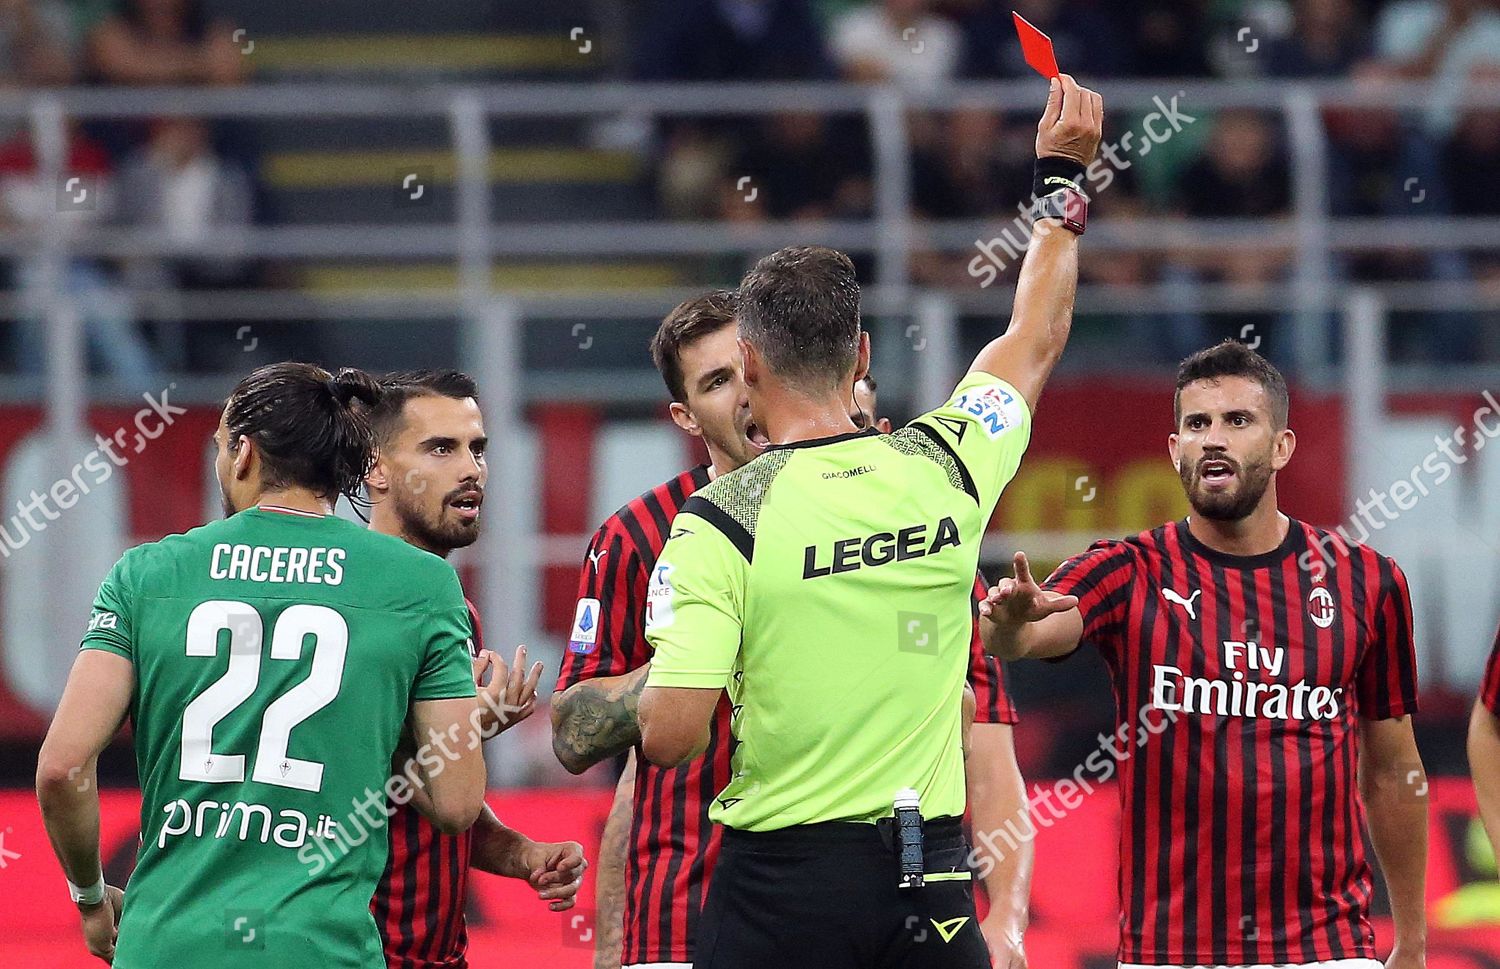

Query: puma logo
[1161,588,1201,620]
[587,547,608,570]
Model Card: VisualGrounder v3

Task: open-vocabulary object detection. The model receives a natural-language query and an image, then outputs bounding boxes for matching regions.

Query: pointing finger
[1013,551,1035,586]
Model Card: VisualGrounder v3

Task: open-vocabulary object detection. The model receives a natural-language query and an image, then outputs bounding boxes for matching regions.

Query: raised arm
[970,74,1103,412]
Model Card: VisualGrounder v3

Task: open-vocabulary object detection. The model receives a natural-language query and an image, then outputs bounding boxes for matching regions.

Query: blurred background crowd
[641,0,1500,366]
[1,0,1499,387]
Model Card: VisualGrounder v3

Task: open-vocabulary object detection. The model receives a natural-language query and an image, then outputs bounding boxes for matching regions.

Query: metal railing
[13,78,1500,393]
[9,79,1500,686]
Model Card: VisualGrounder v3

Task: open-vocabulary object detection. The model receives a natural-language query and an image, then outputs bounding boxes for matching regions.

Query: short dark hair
[737,246,861,394]
[225,362,381,501]
[1174,340,1289,428]
[649,290,737,402]
[366,369,480,446]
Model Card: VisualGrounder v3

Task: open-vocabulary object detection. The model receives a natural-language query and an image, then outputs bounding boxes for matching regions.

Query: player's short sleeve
[1482,624,1500,717]
[80,553,136,660]
[465,599,484,654]
[907,371,1032,516]
[1357,557,1419,720]
[1043,540,1139,662]
[644,510,746,690]
[967,571,1017,724]
[413,567,478,702]
[555,524,649,692]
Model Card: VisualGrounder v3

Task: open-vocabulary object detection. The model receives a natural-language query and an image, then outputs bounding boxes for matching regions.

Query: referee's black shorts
[694,815,991,969]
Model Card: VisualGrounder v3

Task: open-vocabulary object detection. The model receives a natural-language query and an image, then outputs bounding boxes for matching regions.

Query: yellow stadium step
[298,262,686,294]
[263,147,640,190]
[248,33,593,75]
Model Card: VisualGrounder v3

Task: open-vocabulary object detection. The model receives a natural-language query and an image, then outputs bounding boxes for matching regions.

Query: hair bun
[330,367,381,408]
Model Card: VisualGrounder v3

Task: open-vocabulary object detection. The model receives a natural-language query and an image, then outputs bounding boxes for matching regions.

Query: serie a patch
[568,597,601,654]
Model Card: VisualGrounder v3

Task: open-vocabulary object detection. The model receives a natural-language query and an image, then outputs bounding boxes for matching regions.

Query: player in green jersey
[36,362,487,968]
[637,75,1102,968]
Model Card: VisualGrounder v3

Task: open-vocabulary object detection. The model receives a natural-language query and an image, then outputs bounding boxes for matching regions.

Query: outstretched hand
[977,552,1079,627]
[474,645,545,733]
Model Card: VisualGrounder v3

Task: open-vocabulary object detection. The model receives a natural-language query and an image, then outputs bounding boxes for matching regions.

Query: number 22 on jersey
[178,600,349,793]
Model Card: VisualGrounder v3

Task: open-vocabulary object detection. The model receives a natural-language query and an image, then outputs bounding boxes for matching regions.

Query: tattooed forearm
[551,664,651,774]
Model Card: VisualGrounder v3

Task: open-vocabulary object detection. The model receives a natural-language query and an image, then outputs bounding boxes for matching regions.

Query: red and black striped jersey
[969,571,1019,725]
[555,466,1015,965]
[1045,519,1418,967]
[1483,622,1500,717]
[372,598,484,969]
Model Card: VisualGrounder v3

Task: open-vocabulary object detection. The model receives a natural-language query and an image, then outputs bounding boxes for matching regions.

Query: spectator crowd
[641,0,1500,364]
[3,0,1499,373]
[0,0,254,385]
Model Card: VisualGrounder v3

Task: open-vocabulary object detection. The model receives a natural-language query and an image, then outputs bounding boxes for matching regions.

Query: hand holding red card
[1012,11,1060,79]
[1034,73,1104,167]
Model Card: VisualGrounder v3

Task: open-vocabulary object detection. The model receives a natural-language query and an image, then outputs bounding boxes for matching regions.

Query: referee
[637,74,1102,968]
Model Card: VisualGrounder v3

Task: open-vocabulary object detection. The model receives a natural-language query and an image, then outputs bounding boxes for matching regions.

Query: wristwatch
[1032,187,1088,235]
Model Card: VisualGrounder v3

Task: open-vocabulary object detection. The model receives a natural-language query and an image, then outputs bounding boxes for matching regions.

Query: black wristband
[1033,157,1087,200]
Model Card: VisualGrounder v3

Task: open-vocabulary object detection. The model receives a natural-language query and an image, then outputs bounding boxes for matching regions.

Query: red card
[1012,11,1060,79]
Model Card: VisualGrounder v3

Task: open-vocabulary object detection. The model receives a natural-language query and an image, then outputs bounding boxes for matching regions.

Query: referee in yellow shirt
[638,75,1102,969]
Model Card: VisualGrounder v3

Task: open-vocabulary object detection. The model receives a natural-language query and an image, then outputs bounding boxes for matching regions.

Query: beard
[1179,453,1274,521]
[218,474,239,518]
[391,486,481,554]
